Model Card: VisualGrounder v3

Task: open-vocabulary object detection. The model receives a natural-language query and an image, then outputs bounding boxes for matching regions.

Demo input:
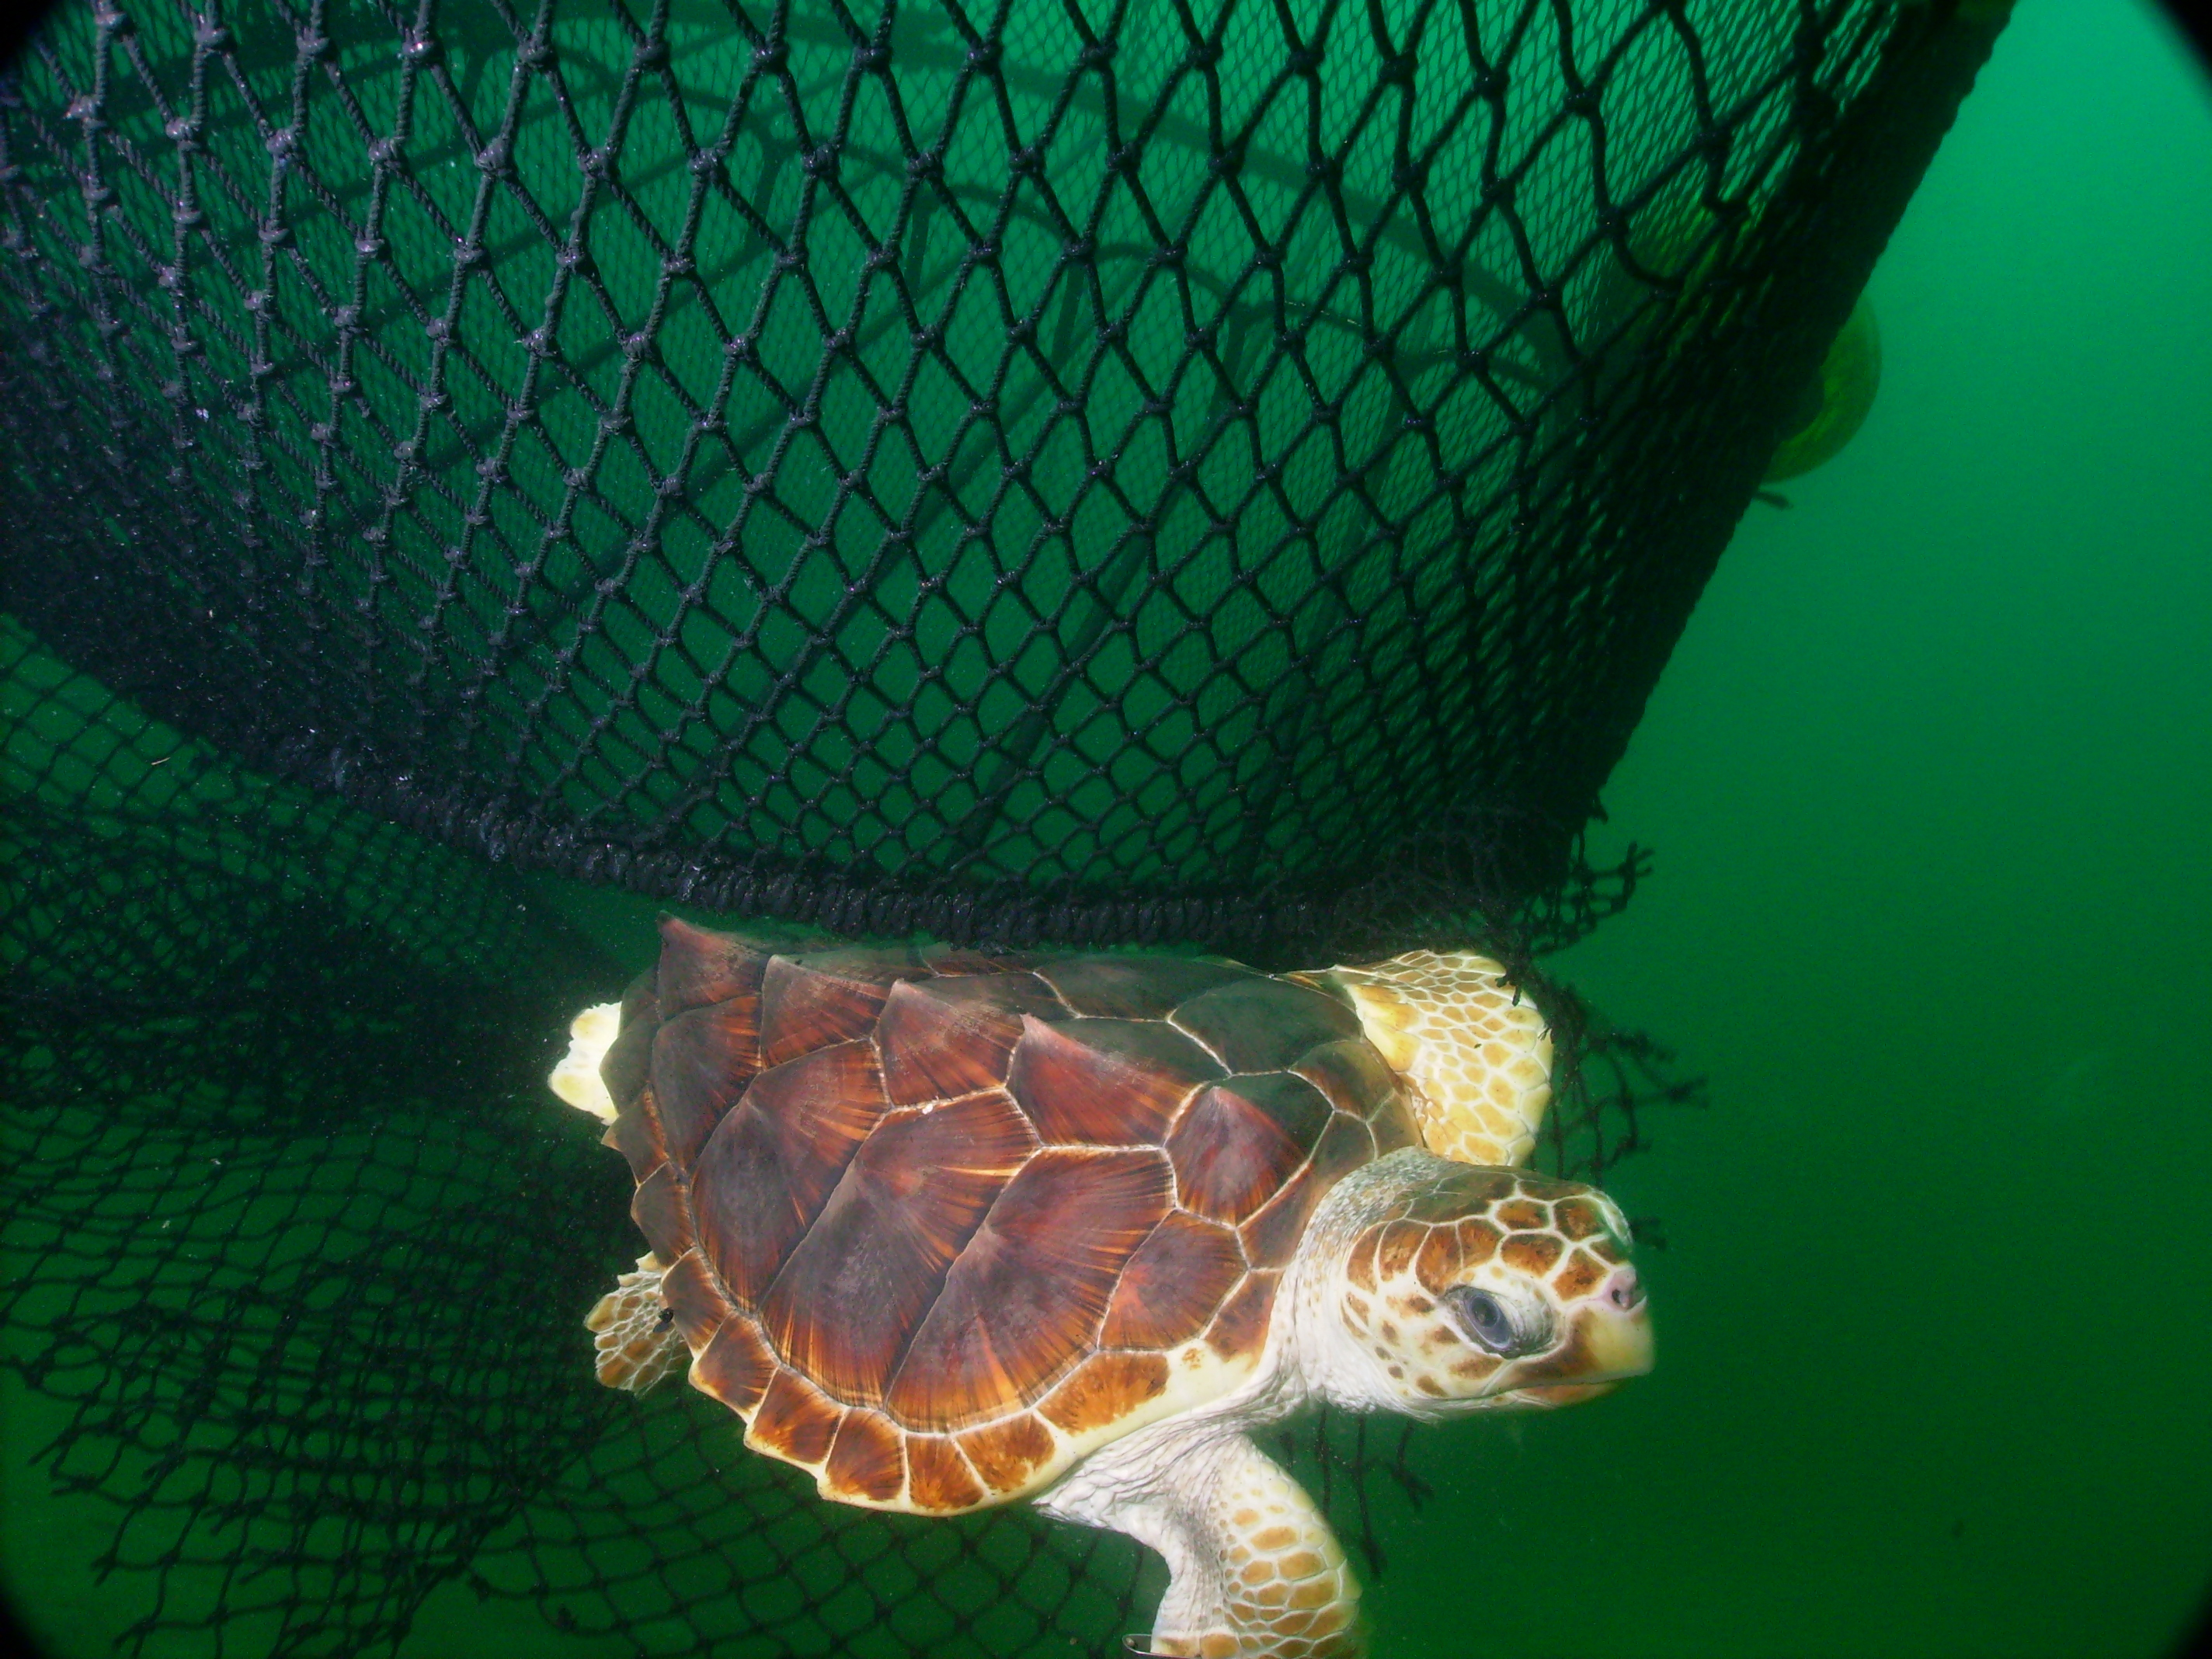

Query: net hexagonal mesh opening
[1,0,1998,1654]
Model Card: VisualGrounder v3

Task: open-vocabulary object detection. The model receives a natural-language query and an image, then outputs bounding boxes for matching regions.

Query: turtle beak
[1501,1310,1653,1407]
[1578,1298,1654,1381]
[1498,1266,1654,1404]
[1572,1263,1654,1384]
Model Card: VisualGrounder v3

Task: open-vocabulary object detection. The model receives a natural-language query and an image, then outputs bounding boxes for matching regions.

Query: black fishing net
[1,617,1685,1657]
[2,0,1999,1653]
[0,0,2001,956]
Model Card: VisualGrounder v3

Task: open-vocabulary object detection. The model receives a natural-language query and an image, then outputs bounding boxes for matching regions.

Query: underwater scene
[1470,5,2212,1655]
[1,1,2208,1657]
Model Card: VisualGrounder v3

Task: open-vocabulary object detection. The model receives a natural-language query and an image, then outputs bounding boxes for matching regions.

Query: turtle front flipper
[1045,1429,1362,1658]
[1299,951,1552,1168]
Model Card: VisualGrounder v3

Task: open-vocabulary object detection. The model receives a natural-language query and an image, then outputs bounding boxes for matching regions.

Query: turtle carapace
[551,919,1652,1658]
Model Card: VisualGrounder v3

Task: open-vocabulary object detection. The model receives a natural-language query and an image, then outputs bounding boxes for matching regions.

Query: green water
[5,3,2209,1657]
[1371,5,2212,1656]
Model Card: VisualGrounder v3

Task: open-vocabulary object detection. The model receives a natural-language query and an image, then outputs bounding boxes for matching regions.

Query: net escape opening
[1,0,1999,1654]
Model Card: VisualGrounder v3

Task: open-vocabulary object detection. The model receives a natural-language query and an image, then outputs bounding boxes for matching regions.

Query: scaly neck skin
[1032,1334,1319,1652]
[1039,1149,1431,1524]
[1285,1147,1470,1417]
[1035,1158,1428,1658]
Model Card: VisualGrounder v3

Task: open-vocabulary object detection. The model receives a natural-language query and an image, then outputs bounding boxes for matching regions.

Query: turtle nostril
[1604,1268,1643,1311]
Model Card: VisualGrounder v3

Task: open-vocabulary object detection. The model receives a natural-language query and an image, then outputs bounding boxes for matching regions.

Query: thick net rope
[0,0,1999,960]
[1,0,1996,1652]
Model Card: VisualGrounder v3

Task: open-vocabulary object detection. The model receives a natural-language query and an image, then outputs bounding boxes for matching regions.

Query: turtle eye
[1444,1285,1521,1355]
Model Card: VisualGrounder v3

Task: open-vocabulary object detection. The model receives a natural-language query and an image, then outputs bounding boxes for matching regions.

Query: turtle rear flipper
[549,1002,624,1122]
[586,1254,684,1393]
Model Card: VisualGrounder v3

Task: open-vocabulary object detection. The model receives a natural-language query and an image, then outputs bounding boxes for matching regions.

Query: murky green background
[1376,5,2212,1655]
[5,3,2209,1657]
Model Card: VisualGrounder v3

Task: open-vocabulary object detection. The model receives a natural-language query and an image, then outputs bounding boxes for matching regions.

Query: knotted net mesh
[1,616,1678,1655]
[2,0,1998,955]
[1,0,1998,1653]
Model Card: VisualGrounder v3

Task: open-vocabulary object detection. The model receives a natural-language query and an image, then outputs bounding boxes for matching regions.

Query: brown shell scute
[693,1314,777,1414]
[748,1368,844,1465]
[1205,1271,1279,1360]
[656,917,770,1021]
[877,974,1061,1105]
[825,1409,907,1502]
[1294,1038,1407,1121]
[757,947,927,1066]
[958,1412,1056,1494]
[1166,1073,1335,1224]
[650,1001,760,1167]
[1031,955,1264,1019]
[1007,1015,1223,1146]
[690,1040,889,1305]
[1041,1351,1170,1435]
[1101,1212,1245,1349]
[759,1091,1038,1403]
[630,1160,694,1262]
[608,921,1419,1508]
[905,1434,986,1510]
[601,970,662,1113]
[607,1087,666,1183]
[658,1250,732,1349]
[1169,977,1364,1072]
[1239,1113,1389,1268]
[887,1148,1172,1429]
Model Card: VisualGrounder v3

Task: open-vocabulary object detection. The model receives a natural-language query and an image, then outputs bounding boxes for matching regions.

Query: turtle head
[1310,1153,1650,1416]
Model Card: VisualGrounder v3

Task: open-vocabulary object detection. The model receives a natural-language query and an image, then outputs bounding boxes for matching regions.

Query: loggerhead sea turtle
[550,918,1652,1657]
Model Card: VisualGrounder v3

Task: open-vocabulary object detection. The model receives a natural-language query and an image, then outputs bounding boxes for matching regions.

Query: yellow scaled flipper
[1302,950,1553,1167]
